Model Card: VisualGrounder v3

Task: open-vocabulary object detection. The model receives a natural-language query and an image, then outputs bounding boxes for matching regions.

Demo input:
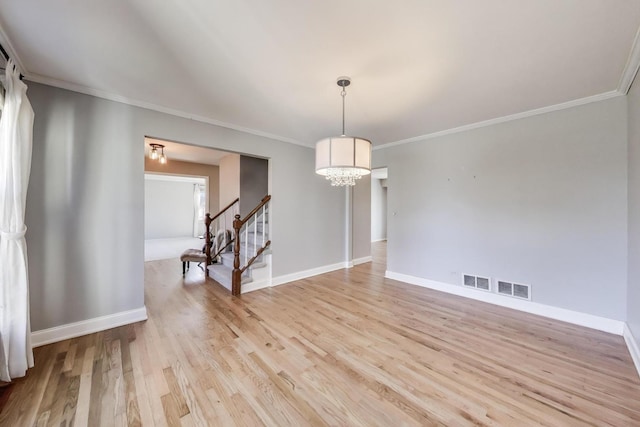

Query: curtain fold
[0,59,34,381]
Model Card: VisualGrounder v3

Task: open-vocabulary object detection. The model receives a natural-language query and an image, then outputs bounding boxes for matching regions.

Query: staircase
[204,195,271,296]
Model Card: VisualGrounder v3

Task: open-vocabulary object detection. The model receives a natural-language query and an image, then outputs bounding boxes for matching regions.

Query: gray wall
[240,155,268,217]
[26,82,346,331]
[628,77,640,343]
[144,179,196,239]
[374,96,628,320]
[27,84,145,331]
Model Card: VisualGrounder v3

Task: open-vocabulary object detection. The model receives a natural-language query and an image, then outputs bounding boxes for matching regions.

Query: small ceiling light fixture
[159,147,167,164]
[149,143,167,164]
[316,76,371,186]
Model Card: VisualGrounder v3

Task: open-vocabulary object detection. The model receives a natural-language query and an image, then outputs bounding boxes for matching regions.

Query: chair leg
[182,262,186,276]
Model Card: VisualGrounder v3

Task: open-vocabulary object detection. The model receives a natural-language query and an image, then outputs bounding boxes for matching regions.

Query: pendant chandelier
[149,143,167,164]
[315,77,371,186]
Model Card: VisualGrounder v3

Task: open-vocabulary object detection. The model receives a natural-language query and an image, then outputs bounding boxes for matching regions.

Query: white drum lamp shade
[315,137,372,186]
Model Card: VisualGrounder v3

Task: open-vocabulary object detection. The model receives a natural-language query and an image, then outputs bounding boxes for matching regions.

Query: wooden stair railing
[232,195,271,296]
[209,238,235,263]
[204,197,239,268]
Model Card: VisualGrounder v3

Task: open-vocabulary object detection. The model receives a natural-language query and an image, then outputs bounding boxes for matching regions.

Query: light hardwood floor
[1,242,640,426]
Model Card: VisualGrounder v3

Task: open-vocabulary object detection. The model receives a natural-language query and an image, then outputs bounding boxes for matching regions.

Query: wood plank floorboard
[1,242,639,425]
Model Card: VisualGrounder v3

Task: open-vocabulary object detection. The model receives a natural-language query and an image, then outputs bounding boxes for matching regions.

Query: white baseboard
[624,323,640,378]
[271,261,348,287]
[353,256,373,265]
[244,257,367,292]
[31,306,148,347]
[385,271,624,335]
[242,279,271,294]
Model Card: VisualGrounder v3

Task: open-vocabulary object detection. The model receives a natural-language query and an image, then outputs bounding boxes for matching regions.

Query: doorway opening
[143,136,271,289]
[371,167,387,242]
[371,167,388,266]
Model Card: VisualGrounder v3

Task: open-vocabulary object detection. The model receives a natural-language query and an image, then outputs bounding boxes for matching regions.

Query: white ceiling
[1,1,639,148]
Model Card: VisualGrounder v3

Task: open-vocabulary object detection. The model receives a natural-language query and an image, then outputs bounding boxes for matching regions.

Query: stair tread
[207,264,252,287]
[219,249,271,267]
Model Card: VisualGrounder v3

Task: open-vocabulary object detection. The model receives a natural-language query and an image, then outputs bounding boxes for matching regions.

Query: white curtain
[0,59,34,381]
[193,183,200,237]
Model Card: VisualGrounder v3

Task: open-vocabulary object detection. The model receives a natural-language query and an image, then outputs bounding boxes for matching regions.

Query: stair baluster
[205,213,212,266]
[261,205,266,248]
[203,197,239,269]
[232,214,242,296]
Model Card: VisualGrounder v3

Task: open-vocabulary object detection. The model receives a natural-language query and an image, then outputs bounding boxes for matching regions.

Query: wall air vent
[497,281,512,295]
[496,279,531,300]
[462,274,491,292]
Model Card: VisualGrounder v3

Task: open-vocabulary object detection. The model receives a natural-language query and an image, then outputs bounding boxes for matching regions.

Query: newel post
[204,213,212,271]
[232,214,242,296]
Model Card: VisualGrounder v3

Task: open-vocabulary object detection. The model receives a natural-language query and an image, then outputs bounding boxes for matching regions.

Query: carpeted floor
[144,236,203,261]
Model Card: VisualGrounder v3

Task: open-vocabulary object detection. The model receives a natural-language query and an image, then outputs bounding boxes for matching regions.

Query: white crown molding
[618,25,640,94]
[25,70,627,154]
[623,323,640,379]
[385,271,624,335]
[24,73,311,149]
[373,91,622,151]
[21,73,627,154]
[31,306,148,347]
[0,24,26,73]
